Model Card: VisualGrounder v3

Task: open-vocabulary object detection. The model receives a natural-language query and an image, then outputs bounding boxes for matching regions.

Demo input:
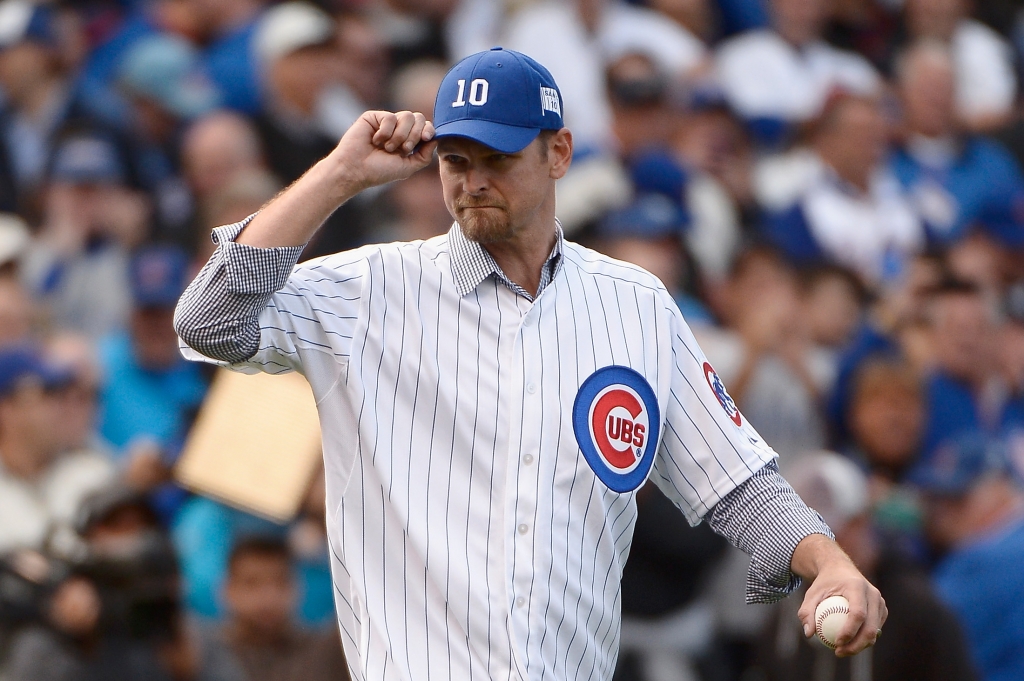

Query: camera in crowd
[0,487,180,642]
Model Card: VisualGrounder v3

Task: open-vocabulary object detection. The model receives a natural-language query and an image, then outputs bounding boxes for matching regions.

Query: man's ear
[549,128,573,180]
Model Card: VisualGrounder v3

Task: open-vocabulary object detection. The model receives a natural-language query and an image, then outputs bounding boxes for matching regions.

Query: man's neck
[482,219,558,298]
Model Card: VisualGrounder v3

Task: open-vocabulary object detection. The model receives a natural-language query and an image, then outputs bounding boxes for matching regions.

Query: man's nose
[463,164,490,194]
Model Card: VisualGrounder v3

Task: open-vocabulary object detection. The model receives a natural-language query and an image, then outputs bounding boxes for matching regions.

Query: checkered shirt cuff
[705,460,834,604]
[174,214,303,363]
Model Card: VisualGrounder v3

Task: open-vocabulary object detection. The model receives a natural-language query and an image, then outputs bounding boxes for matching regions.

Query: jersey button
[526,382,537,394]
[523,454,534,465]
[518,523,529,535]
[516,596,526,608]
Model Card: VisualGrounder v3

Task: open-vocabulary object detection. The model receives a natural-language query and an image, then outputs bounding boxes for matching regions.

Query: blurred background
[0,0,1022,679]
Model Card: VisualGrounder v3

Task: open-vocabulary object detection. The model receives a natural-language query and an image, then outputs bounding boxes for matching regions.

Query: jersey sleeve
[650,302,833,603]
[649,302,778,523]
[174,215,352,375]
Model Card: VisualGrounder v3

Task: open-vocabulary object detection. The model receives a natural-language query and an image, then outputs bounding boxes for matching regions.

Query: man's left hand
[791,533,887,657]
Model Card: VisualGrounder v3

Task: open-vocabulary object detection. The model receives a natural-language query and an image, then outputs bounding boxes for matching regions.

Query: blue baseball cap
[0,346,74,398]
[432,47,564,154]
[50,134,126,185]
[908,432,1013,496]
[118,34,220,120]
[130,245,190,309]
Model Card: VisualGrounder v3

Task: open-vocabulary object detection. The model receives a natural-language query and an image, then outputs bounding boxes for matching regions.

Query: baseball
[814,595,850,649]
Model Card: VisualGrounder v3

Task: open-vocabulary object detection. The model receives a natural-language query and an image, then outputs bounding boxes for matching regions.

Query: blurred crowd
[0,0,1022,680]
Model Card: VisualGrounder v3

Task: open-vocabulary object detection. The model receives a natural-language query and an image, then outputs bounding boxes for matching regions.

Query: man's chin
[458,213,514,243]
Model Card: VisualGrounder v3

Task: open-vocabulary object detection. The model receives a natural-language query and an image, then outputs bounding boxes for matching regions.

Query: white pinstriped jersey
[176,219,829,681]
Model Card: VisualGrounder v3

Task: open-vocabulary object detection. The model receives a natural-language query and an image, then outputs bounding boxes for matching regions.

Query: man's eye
[490,155,508,162]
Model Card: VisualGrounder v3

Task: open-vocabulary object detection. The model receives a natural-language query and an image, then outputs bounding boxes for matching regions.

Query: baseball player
[175,48,886,680]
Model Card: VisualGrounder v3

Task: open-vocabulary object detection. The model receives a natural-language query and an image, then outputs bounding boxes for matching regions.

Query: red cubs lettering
[632,423,645,447]
[592,389,646,469]
[620,420,633,444]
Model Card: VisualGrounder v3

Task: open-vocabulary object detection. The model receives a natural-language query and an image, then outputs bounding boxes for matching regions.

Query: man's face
[901,54,956,137]
[225,554,295,638]
[850,386,924,469]
[0,380,64,462]
[130,307,181,370]
[931,292,993,382]
[437,135,560,244]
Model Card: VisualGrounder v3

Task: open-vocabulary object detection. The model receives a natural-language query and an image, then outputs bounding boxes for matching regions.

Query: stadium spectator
[21,132,149,339]
[903,0,1017,132]
[319,10,389,139]
[920,279,1024,457]
[2,486,246,681]
[799,265,866,352]
[97,245,206,472]
[117,34,220,246]
[174,472,336,626]
[911,434,1024,681]
[714,0,880,146]
[182,111,267,209]
[45,332,108,457]
[0,276,33,349]
[761,94,924,286]
[0,346,115,554]
[503,0,706,153]
[220,536,349,681]
[375,159,451,243]
[757,451,977,681]
[251,2,369,256]
[890,41,1024,248]
[388,59,448,117]
[846,357,929,559]
[696,247,833,462]
[186,0,267,115]
[0,0,79,212]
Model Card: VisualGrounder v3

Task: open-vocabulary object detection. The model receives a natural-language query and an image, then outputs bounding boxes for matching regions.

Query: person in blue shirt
[920,278,1024,459]
[890,41,1024,249]
[98,244,207,456]
[909,433,1024,681]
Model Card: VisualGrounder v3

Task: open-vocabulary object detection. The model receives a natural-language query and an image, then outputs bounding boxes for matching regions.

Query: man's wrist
[790,533,851,581]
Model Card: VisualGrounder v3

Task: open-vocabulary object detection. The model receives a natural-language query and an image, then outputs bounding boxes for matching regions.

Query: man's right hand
[333,111,437,195]
[236,110,437,249]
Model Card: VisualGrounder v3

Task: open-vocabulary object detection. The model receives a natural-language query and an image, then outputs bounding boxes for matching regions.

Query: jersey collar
[447,221,564,301]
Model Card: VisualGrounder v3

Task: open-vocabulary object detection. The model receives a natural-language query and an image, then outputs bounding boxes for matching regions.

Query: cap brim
[433,119,541,154]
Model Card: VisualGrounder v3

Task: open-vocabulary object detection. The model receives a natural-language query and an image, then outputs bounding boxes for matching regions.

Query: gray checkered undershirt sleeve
[174,216,834,605]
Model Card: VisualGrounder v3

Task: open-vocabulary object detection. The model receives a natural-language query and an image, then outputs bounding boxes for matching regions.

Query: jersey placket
[505,298,546,676]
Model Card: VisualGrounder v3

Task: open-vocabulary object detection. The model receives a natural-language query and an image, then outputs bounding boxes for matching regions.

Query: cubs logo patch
[703,362,741,426]
[572,366,661,493]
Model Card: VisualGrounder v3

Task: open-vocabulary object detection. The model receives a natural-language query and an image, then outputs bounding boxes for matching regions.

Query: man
[890,41,1024,248]
[98,245,207,457]
[714,0,879,146]
[760,94,923,286]
[220,536,350,681]
[21,132,149,339]
[910,434,1024,681]
[0,346,115,554]
[175,48,885,679]
[921,279,1024,457]
[903,0,1016,132]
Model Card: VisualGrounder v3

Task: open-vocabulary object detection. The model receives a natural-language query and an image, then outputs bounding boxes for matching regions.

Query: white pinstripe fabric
[175,218,832,681]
